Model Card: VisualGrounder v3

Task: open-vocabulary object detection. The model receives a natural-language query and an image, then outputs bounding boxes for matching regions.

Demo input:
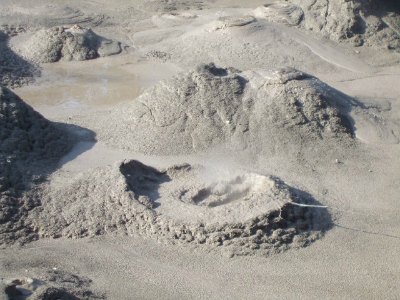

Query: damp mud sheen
[14,55,181,117]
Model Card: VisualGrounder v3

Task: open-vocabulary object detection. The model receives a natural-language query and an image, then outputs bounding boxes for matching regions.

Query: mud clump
[145,50,171,62]
[252,3,304,26]
[1,270,103,299]
[98,63,353,156]
[0,87,72,245]
[14,25,121,63]
[30,160,331,257]
[279,0,400,50]
[208,16,256,31]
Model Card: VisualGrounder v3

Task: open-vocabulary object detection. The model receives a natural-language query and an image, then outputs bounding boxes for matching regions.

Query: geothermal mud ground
[1,0,400,299]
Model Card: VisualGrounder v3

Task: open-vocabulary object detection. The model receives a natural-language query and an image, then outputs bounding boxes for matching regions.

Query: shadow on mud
[120,160,171,209]
[0,87,96,245]
[0,30,40,88]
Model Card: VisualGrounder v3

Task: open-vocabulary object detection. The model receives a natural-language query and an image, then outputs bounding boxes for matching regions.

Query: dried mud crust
[1,270,103,300]
[98,63,354,155]
[31,160,331,257]
[13,25,121,64]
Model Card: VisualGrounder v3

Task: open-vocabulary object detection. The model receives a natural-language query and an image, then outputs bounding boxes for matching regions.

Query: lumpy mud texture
[0,25,40,88]
[208,16,257,31]
[1,270,103,300]
[0,87,72,245]
[98,63,354,155]
[258,0,400,50]
[28,160,331,257]
[252,3,304,26]
[13,25,121,63]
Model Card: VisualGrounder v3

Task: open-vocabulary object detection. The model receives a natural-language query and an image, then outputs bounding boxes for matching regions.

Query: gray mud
[0,26,40,88]
[1,270,103,300]
[13,25,121,64]
[252,2,304,26]
[266,0,400,51]
[0,4,107,29]
[96,63,355,156]
[26,160,331,257]
[0,88,75,246]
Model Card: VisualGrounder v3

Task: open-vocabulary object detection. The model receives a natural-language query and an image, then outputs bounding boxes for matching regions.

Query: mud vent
[122,162,332,256]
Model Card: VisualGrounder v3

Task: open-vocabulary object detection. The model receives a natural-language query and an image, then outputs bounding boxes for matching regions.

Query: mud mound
[208,16,256,31]
[288,0,400,50]
[98,63,353,155]
[0,87,70,192]
[0,25,39,87]
[14,25,121,63]
[30,160,330,256]
[152,12,197,28]
[1,270,103,299]
[0,87,72,245]
[253,3,304,26]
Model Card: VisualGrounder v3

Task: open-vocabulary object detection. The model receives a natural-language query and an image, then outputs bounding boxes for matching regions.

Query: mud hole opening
[119,161,332,255]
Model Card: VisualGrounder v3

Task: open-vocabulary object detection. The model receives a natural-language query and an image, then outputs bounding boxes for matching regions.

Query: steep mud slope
[0,87,73,245]
[0,26,39,87]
